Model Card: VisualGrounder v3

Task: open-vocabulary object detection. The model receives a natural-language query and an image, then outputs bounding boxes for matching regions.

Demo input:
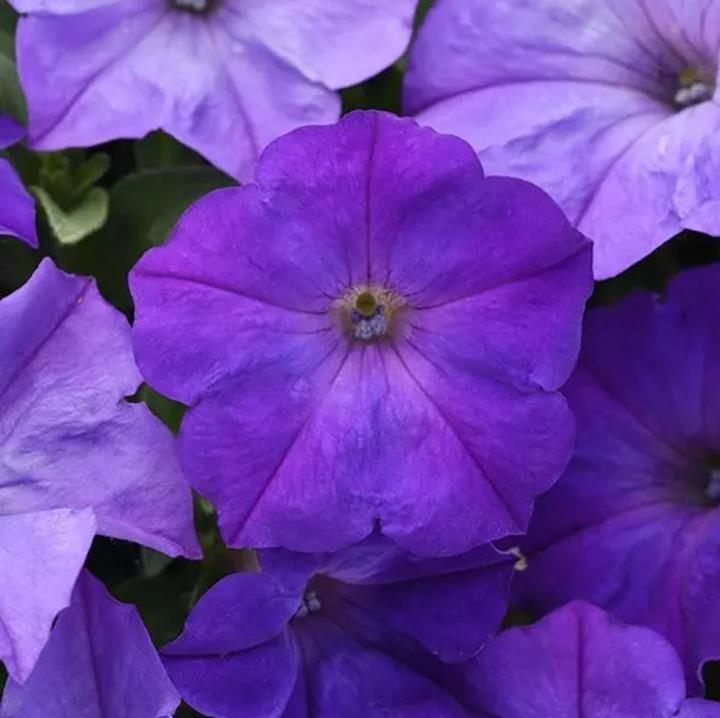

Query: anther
[295,590,322,618]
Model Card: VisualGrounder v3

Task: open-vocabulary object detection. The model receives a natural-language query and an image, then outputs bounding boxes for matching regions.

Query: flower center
[674,66,715,108]
[335,285,405,343]
[170,0,217,14]
[707,455,720,504]
[294,589,322,619]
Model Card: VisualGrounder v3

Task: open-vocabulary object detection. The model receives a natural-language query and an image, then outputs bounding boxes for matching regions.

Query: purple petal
[289,617,469,718]
[221,0,416,91]
[465,602,691,718]
[0,509,95,683]
[163,571,303,718]
[132,111,591,555]
[414,84,664,241]
[0,116,37,247]
[581,102,720,277]
[678,700,720,718]
[316,539,515,663]
[0,160,37,247]
[405,0,703,113]
[0,571,180,718]
[163,570,309,658]
[0,117,23,149]
[1,259,199,557]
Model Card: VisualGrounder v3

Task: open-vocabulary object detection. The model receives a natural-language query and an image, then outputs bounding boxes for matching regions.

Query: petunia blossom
[405,0,720,278]
[9,0,418,181]
[163,535,516,718]
[0,258,199,683]
[0,115,36,246]
[0,570,180,718]
[513,264,720,694]
[463,601,720,718]
[130,110,593,557]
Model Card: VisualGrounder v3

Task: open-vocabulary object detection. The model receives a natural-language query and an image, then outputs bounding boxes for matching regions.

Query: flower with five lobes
[8,0,418,180]
[163,536,517,718]
[514,264,720,695]
[405,0,720,278]
[131,110,593,557]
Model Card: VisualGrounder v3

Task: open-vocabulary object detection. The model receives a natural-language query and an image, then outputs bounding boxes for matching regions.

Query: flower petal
[0,571,180,718]
[465,602,691,718]
[0,259,199,558]
[0,509,95,683]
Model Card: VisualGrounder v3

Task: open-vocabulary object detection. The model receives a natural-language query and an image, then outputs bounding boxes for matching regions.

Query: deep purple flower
[163,535,516,718]
[0,570,180,718]
[130,110,592,556]
[9,0,418,181]
[464,601,720,718]
[405,0,720,278]
[513,264,720,694]
[0,115,36,246]
[0,258,199,683]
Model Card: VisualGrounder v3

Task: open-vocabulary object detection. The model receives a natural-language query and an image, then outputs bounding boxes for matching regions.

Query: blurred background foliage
[0,0,718,712]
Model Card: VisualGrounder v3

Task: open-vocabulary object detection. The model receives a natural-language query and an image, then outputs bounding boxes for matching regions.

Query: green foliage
[32,185,109,246]
[0,2,24,123]
[57,164,234,312]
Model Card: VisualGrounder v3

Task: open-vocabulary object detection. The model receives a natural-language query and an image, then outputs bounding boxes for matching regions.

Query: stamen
[352,305,388,341]
[675,82,713,107]
[171,0,212,13]
[295,590,322,619]
[707,470,720,503]
[335,285,404,343]
[675,67,715,107]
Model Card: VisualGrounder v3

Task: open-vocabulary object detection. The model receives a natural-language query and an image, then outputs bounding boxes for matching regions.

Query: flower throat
[170,0,218,14]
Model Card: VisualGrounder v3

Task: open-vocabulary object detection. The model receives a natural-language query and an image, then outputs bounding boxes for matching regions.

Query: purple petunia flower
[463,601,720,718]
[162,535,516,718]
[405,0,720,278]
[0,258,199,683]
[0,115,36,246]
[513,264,720,694]
[9,0,418,180]
[130,110,593,557]
[0,570,180,718]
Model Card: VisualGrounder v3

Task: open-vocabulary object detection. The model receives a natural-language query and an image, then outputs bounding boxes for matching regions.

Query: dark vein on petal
[229,345,353,543]
[409,242,590,312]
[365,113,379,284]
[32,7,168,145]
[133,269,328,315]
[0,280,90,405]
[388,344,524,532]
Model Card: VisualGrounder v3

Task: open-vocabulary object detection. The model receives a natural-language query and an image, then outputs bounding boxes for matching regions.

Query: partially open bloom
[131,110,592,556]
[0,116,36,246]
[163,536,516,718]
[0,259,199,682]
[9,0,418,180]
[464,602,720,718]
[0,571,180,718]
[405,0,720,278]
[514,265,720,694]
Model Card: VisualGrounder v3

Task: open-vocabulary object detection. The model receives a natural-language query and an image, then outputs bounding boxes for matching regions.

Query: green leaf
[134,131,206,169]
[73,152,111,196]
[0,48,25,124]
[70,165,233,310]
[32,185,109,245]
